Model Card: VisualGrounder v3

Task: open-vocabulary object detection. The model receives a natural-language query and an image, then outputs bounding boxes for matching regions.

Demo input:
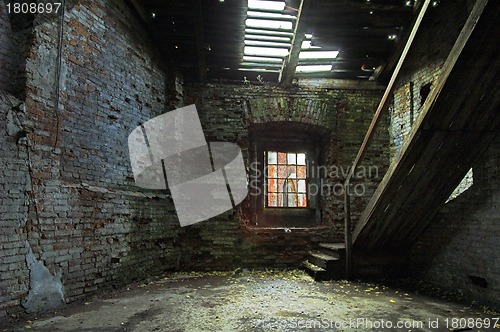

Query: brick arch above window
[244,97,337,130]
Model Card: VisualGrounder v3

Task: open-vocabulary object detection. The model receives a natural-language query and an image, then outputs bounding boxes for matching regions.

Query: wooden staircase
[302,243,408,281]
[303,1,499,281]
[353,0,500,250]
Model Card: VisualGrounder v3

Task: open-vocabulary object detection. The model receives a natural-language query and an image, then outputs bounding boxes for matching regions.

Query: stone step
[308,251,341,270]
[301,260,328,281]
[317,243,345,259]
[319,243,345,251]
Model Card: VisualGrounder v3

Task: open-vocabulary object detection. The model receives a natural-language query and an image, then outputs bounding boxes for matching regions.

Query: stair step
[309,251,341,270]
[301,260,328,281]
[309,251,338,262]
[302,260,326,272]
[318,243,345,259]
[319,243,345,251]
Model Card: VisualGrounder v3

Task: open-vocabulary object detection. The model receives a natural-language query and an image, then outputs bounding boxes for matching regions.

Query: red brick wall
[0,0,178,318]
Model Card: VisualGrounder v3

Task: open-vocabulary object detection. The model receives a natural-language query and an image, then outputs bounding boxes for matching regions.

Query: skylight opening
[299,51,339,59]
[296,65,332,73]
[301,40,321,49]
[244,46,289,57]
[246,19,293,30]
[240,1,298,73]
[248,0,286,11]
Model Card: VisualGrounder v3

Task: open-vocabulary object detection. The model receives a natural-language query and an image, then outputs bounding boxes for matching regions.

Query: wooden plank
[375,0,426,82]
[344,186,352,279]
[344,0,431,185]
[352,130,432,243]
[279,0,308,85]
[369,132,464,247]
[405,99,500,243]
[360,131,449,246]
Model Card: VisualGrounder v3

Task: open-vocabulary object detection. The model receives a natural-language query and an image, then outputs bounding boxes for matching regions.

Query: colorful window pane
[265,151,307,208]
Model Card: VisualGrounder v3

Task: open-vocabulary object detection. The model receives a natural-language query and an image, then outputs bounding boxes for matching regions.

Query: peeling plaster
[22,245,65,313]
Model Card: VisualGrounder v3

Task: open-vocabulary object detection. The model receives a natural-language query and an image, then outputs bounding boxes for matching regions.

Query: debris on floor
[2,270,499,332]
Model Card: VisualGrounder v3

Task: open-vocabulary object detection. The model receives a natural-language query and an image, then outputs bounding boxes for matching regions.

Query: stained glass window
[265,151,307,208]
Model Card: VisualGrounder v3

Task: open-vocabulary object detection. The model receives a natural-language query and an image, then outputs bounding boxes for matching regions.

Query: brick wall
[181,82,389,269]
[410,135,500,306]
[0,1,14,92]
[0,0,390,318]
[0,0,181,318]
[0,93,31,319]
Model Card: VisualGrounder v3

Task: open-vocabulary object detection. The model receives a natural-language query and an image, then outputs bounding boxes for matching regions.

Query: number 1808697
[6,2,62,14]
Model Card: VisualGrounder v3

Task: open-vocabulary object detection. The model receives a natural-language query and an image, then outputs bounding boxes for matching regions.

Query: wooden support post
[344,185,352,279]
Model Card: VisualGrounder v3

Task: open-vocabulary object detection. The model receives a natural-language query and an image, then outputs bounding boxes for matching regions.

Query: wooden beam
[278,0,310,85]
[344,186,352,279]
[344,0,431,186]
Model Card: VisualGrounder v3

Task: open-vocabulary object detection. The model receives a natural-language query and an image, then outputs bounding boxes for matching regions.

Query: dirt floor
[2,270,499,332]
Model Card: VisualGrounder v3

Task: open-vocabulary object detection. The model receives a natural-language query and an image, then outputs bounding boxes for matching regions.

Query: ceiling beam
[279,0,311,85]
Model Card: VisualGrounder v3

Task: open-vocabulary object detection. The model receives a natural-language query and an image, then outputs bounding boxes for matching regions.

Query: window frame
[249,137,321,228]
[264,150,309,209]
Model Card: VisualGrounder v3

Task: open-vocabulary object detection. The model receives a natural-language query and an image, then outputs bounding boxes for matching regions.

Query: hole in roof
[301,41,321,49]
[248,0,286,11]
[247,11,296,20]
[245,28,294,37]
[241,0,297,72]
[296,65,332,73]
[246,19,293,30]
[299,51,339,59]
[244,46,289,57]
[244,40,291,48]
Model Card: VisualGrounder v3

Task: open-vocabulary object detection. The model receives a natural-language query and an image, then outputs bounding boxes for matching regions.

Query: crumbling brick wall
[0,0,179,318]
[0,0,391,319]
